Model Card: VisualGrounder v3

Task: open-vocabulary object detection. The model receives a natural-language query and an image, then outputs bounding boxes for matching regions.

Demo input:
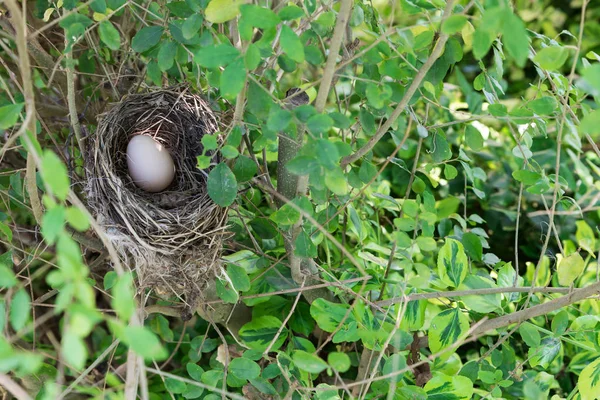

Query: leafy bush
[1,0,600,399]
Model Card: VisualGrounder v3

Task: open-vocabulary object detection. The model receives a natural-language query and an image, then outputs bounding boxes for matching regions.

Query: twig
[472,280,600,337]
[0,374,31,400]
[340,0,455,168]
[65,40,85,157]
[263,277,305,356]
[57,340,120,399]
[286,0,353,284]
[26,153,43,224]
[376,286,570,307]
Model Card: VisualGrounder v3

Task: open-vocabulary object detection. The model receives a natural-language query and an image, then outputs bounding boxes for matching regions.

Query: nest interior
[86,89,227,301]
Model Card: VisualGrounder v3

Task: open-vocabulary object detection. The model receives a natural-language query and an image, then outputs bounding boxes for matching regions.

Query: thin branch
[0,374,31,400]
[340,0,455,168]
[26,153,42,224]
[314,0,353,113]
[65,42,85,157]
[472,280,600,337]
[376,286,570,307]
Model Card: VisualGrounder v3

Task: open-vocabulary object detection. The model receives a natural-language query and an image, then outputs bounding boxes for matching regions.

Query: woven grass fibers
[86,89,227,306]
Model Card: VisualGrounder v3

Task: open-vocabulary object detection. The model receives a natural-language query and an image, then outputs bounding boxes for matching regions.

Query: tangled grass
[85,88,227,310]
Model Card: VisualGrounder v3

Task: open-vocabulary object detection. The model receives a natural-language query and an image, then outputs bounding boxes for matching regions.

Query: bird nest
[85,89,227,308]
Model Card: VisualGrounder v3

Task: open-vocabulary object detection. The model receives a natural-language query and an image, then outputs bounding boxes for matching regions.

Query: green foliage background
[1,0,600,399]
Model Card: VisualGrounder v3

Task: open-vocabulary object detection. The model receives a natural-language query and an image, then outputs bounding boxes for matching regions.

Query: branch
[65,43,84,157]
[0,373,31,400]
[340,0,455,169]
[283,0,353,288]
[314,0,353,113]
[376,286,571,307]
[471,281,600,337]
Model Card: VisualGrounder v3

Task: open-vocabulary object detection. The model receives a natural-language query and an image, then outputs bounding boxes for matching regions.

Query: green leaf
[227,264,250,292]
[182,14,203,40]
[220,59,246,99]
[551,310,569,336]
[0,221,12,242]
[429,308,469,355]
[328,352,350,373]
[202,135,218,151]
[90,0,106,13]
[270,203,300,226]
[442,15,468,35]
[458,275,501,313]
[158,41,178,72]
[519,322,541,347]
[325,168,348,196]
[557,252,584,286]
[66,207,90,232]
[194,44,240,69]
[267,106,292,131]
[512,169,542,185]
[533,46,569,71]
[61,332,87,370]
[0,264,17,288]
[432,133,452,162]
[461,232,482,261]
[576,221,596,254]
[229,357,261,380]
[239,316,288,351]
[437,238,469,287]
[232,156,257,182]
[294,231,317,258]
[472,27,494,60]
[10,288,31,331]
[98,21,121,51]
[279,5,304,20]
[146,61,162,85]
[581,110,600,135]
[187,363,204,381]
[240,5,280,29]
[41,206,66,245]
[502,10,529,67]
[424,373,473,400]
[382,353,407,383]
[488,103,507,117]
[0,103,24,130]
[207,163,238,207]
[444,164,458,180]
[528,337,560,368]
[131,26,163,53]
[216,278,238,303]
[112,273,135,321]
[103,271,117,290]
[41,150,70,201]
[293,350,328,374]
[244,44,261,70]
[528,97,557,115]
[306,114,333,135]
[197,155,211,169]
[465,125,484,151]
[578,357,600,400]
[165,378,187,394]
[124,326,169,360]
[310,298,350,332]
[280,25,304,63]
[205,0,244,23]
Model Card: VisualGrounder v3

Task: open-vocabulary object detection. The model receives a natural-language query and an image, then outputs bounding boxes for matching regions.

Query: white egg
[126,135,175,193]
